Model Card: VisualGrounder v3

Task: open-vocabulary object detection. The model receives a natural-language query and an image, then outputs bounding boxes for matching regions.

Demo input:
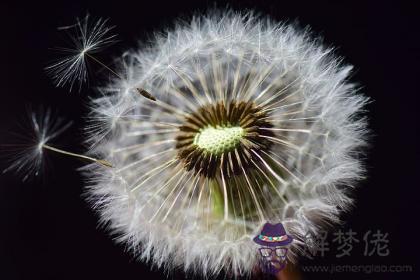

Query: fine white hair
[45,14,116,92]
[84,10,369,277]
[3,108,72,181]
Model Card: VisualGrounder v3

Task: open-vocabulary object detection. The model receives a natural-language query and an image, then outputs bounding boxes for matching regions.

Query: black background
[0,1,419,279]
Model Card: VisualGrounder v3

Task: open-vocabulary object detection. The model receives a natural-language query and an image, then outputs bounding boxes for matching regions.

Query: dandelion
[84,11,367,277]
[45,14,117,91]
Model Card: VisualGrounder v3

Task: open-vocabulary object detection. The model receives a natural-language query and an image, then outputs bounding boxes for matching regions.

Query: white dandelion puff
[45,14,117,91]
[85,11,369,277]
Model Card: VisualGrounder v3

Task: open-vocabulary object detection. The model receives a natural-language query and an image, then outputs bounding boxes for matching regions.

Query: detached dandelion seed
[2,108,73,181]
[51,11,368,278]
[45,14,117,91]
[3,108,112,181]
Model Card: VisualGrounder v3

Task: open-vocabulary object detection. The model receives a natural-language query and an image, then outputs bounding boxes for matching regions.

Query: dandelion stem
[85,52,122,80]
[209,180,225,219]
[42,144,112,167]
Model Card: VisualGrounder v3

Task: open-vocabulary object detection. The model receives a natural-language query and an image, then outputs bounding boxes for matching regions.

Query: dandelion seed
[2,108,72,181]
[3,108,112,181]
[45,14,117,91]
[136,88,157,101]
[84,11,369,277]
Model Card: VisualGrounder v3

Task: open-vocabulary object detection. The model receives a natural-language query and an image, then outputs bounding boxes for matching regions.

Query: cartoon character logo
[253,222,293,275]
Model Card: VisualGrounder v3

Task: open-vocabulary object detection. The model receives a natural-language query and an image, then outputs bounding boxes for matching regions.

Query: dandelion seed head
[85,11,369,277]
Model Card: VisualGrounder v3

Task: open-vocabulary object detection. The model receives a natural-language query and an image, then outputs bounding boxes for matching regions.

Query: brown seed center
[175,100,275,178]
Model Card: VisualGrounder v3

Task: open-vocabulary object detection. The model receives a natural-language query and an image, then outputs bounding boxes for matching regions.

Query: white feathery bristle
[45,14,117,92]
[3,108,72,181]
[84,11,369,277]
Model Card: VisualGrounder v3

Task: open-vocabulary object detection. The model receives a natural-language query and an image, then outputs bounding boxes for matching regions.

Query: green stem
[209,179,225,219]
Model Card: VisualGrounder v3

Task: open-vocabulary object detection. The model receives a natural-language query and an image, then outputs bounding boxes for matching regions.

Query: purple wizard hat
[253,222,293,247]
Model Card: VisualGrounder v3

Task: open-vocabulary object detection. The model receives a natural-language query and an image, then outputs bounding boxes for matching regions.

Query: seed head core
[193,126,244,155]
[175,100,275,178]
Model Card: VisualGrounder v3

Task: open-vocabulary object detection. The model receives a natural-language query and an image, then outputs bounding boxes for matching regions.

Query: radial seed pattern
[176,100,275,178]
[85,12,368,277]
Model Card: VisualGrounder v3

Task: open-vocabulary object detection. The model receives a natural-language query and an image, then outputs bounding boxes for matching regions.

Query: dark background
[0,1,418,279]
